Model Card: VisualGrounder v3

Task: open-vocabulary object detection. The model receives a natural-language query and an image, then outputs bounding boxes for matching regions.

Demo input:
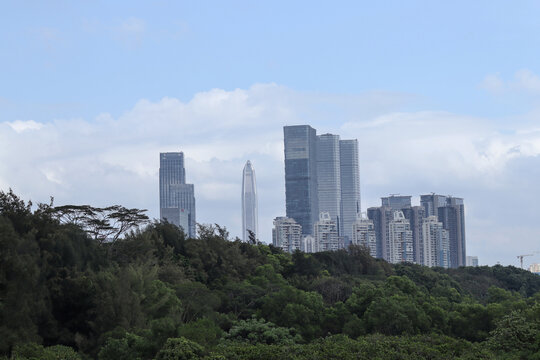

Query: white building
[272,217,302,253]
[242,160,258,242]
[388,210,414,263]
[423,216,450,268]
[302,235,316,253]
[314,212,340,252]
[351,214,377,257]
[466,256,479,267]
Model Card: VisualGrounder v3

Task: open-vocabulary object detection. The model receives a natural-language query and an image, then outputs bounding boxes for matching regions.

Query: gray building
[159,152,196,237]
[402,206,426,265]
[421,194,466,268]
[340,139,361,245]
[284,125,319,235]
[352,214,377,257]
[283,125,361,241]
[381,195,412,210]
[241,160,258,242]
[317,134,342,234]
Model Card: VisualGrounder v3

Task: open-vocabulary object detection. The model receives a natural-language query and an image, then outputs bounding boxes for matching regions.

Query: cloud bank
[2,82,540,266]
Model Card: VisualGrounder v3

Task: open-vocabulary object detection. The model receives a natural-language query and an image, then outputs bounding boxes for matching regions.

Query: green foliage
[155,337,203,360]
[2,190,540,359]
[224,317,300,345]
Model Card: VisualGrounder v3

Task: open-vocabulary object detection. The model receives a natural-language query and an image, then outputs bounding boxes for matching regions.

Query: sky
[2,1,540,267]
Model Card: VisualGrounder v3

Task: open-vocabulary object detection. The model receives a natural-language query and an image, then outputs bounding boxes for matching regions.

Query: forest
[2,189,540,359]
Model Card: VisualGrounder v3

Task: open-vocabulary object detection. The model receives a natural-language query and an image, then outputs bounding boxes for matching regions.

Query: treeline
[2,190,540,359]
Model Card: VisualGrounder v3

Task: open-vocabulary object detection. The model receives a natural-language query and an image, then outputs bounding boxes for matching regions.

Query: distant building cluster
[159,125,473,269]
[271,124,470,269]
[529,263,540,275]
[159,152,196,237]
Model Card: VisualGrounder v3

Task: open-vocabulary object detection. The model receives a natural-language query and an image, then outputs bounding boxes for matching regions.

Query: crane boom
[517,254,534,269]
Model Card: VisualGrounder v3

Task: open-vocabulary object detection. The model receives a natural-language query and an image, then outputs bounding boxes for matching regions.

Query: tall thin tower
[242,160,258,241]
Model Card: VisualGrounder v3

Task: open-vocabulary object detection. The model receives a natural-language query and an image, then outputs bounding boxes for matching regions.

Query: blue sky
[2,1,540,267]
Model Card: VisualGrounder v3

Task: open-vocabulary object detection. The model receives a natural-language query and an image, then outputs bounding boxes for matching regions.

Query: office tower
[340,139,361,245]
[421,194,466,268]
[352,214,377,257]
[241,160,258,242]
[422,216,450,268]
[466,256,479,267]
[159,152,196,237]
[317,134,342,235]
[388,210,413,263]
[381,195,412,210]
[314,212,340,252]
[284,125,319,235]
[272,217,302,253]
[302,235,316,253]
[420,194,448,217]
[402,206,426,265]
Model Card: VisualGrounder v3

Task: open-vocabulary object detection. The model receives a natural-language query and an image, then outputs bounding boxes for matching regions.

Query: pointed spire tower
[242,160,258,242]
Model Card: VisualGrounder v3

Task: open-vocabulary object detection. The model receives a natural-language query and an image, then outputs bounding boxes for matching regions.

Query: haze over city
[3,1,540,267]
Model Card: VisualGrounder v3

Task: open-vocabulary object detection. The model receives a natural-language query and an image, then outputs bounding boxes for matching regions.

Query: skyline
[3,2,540,267]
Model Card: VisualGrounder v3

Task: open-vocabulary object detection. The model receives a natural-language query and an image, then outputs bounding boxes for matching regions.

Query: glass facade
[339,139,361,244]
[284,125,318,235]
[317,134,342,235]
[159,152,196,237]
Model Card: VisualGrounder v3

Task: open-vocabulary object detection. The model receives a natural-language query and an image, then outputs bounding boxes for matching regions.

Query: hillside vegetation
[2,190,540,359]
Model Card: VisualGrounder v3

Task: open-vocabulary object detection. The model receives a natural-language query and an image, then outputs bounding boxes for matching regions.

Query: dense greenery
[2,189,540,359]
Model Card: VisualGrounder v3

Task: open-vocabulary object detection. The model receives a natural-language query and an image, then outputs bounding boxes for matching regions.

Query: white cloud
[1,83,540,265]
[482,69,540,95]
[7,120,44,133]
[480,73,504,94]
[115,17,146,47]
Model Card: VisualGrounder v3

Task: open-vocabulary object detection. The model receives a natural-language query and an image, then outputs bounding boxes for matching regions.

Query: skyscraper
[422,216,450,268]
[317,134,342,232]
[241,160,258,242]
[283,125,361,241]
[421,194,466,268]
[284,125,318,235]
[339,139,361,244]
[159,152,196,237]
[388,210,414,263]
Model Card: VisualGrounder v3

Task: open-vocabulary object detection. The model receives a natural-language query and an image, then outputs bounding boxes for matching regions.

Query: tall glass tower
[242,160,258,241]
[317,134,342,235]
[339,139,361,244]
[284,125,318,235]
[159,152,196,237]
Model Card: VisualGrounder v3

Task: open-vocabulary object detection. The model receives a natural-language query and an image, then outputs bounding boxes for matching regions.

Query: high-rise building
[272,217,302,253]
[340,139,361,245]
[302,235,316,253]
[421,194,466,268]
[159,152,196,237]
[388,210,414,263]
[284,125,319,235]
[352,214,376,257]
[314,212,340,252]
[283,125,360,242]
[402,206,426,265]
[241,160,258,242]
[367,206,394,260]
[422,216,450,268]
[381,195,412,210]
[317,134,342,234]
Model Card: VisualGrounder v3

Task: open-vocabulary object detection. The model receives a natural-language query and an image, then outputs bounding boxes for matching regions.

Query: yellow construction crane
[517,254,534,269]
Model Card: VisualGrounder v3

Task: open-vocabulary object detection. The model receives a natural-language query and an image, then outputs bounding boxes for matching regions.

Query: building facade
[352,214,377,257]
[284,125,319,235]
[388,210,414,263]
[422,216,450,268]
[317,134,342,235]
[339,139,361,245]
[241,160,258,242]
[159,152,196,237]
[272,217,303,253]
[314,212,340,252]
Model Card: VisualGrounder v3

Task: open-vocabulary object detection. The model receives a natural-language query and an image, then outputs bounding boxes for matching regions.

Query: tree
[154,337,204,360]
